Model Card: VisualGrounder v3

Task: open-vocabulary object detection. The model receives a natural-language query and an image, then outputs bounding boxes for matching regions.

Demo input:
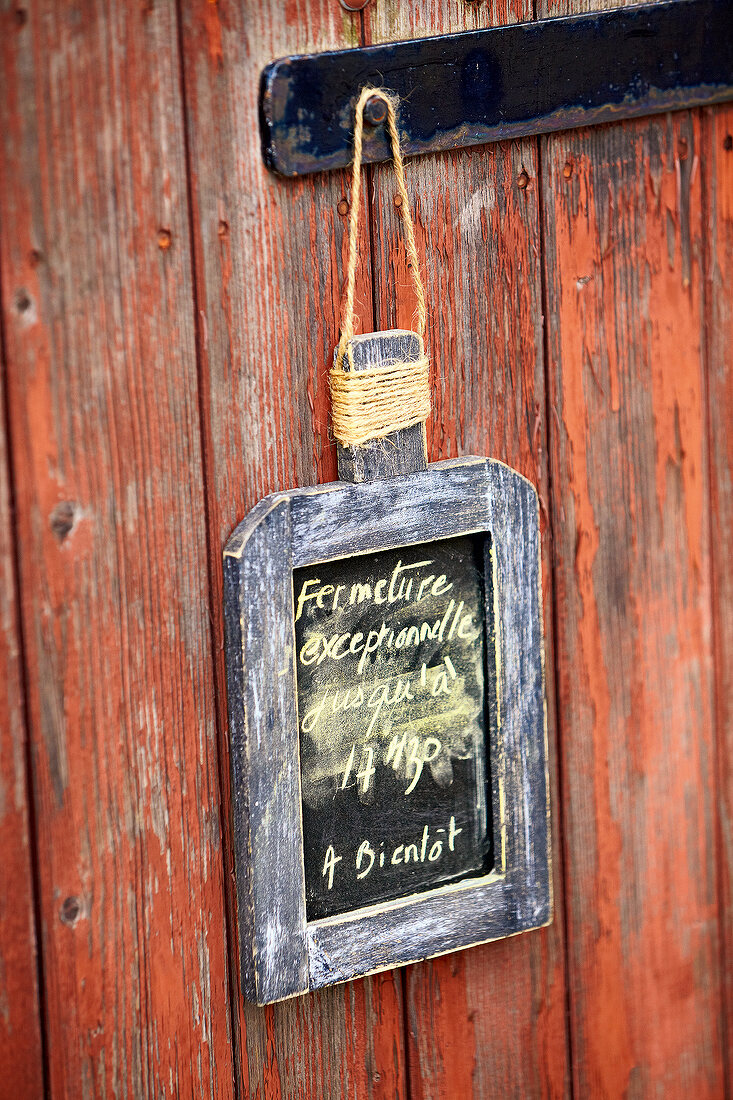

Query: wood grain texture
[365,2,570,1097]
[541,0,725,1086]
[705,101,733,1084]
[225,499,308,1005]
[0,2,234,1096]
[0,1,727,1096]
[178,0,406,1093]
[0,309,44,1094]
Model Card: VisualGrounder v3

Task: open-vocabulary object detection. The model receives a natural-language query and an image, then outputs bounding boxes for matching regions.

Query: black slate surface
[294,534,493,919]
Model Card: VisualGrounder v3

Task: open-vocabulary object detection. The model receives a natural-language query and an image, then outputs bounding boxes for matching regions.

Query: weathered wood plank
[0,2,234,1096]
[705,101,733,1083]
[178,0,407,1093]
[225,498,309,1005]
[540,1,725,1081]
[0,285,44,1093]
[365,2,570,1097]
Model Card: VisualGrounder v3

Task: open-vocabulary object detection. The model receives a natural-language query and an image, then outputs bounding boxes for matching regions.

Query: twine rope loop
[330,87,430,447]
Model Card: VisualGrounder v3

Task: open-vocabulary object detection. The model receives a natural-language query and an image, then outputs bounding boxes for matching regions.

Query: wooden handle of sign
[336,330,429,484]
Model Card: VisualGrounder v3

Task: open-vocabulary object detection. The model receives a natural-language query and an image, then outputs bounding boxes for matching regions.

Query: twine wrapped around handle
[330,88,431,447]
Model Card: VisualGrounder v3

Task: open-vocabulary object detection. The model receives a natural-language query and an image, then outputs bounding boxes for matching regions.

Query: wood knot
[60,896,82,925]
[50,501,76,542]
[15,288,31,313]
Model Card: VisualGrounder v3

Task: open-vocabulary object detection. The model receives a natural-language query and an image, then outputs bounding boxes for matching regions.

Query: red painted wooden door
[0,1,729,1097]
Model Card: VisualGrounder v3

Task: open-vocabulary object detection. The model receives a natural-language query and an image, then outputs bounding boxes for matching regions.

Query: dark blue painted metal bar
[260,0,733,177]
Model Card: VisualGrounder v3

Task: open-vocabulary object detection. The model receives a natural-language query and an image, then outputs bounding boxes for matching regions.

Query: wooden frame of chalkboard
[224,456,550,1005]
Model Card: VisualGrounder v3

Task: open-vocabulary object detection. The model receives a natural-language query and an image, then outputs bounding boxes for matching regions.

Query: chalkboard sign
[294,535,493,919]
[224,457,550,1005]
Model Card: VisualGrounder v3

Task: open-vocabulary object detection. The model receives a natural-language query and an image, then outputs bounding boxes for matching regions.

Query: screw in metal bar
[363,95,388,126]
